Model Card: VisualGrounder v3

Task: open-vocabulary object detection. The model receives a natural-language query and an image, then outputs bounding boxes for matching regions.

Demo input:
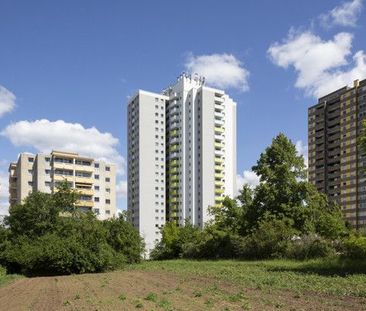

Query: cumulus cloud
[185,53,250,91]
[236,170,260,194]
[268,31,366,98]
[0,85,16,118]
[320,0,363,28]
[116,180,127,198]
[1,119,126,174]
[295,140,308,167]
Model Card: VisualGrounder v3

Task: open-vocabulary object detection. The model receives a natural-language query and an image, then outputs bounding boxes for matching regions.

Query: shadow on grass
[267,258,366,277]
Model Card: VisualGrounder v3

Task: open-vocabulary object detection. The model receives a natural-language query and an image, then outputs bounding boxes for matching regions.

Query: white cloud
[116,180,127,198]
[0,85,16,118]
[295,140,308,167]
[184,53,250,91]
[1,119,126,175]
[236,170,260,194]
[268,31,366,98]
[320,0,363,28]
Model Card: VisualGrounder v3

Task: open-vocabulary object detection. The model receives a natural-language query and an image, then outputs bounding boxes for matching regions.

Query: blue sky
[0,0,365,213]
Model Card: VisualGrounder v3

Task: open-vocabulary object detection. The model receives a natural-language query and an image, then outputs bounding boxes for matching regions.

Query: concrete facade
[127,74,237,254]
[308,79,366,229]
[8,150,117,220]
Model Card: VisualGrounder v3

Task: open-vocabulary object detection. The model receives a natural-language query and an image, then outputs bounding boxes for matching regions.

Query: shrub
[285,234,336,259]
[343,236,366,259]
[234,216,296,259]
[0,185,143,275]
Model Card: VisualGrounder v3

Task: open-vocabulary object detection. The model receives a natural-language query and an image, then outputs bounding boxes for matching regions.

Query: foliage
[152,133,350,261]
[285,234,337,260]
[343,236,366,259]
[0,182,143,275]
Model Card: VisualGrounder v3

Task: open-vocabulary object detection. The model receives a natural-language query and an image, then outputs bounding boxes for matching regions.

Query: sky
[0,0,365,214]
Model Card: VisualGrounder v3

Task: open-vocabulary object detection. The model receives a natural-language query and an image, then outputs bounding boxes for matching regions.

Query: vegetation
[152,133,353,260]
[0,182,143,275]
[135,259,366,298]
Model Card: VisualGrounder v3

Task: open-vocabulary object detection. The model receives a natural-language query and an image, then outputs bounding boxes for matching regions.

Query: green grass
[0,266,21,287]
[131,258,366,297]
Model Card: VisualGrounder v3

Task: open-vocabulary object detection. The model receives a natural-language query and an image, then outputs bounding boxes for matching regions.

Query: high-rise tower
[127,74,237,253]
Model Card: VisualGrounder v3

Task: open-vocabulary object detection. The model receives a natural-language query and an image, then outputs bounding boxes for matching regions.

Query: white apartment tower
[9,150,117,220]
[128,74,237,253]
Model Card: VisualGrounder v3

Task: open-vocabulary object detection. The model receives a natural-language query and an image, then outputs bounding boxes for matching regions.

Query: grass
[0,266,21,287]
[131,258,366,297]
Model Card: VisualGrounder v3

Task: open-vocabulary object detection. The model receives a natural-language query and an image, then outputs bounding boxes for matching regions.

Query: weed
[145,292,158,302]
[119,293,126,301]
[193,290,202,297]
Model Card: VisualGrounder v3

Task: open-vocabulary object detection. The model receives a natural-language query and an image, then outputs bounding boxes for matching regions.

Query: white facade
[8,151,117,220]
[128,91,167,254]
[127,74,237,254]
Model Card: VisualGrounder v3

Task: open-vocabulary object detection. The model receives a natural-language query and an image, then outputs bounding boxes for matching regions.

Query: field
[0,259,366,310]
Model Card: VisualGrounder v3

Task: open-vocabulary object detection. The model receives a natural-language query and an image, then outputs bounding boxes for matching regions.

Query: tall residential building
[8,150,117,220]
[308,79,366,229]
[128,73,237,253]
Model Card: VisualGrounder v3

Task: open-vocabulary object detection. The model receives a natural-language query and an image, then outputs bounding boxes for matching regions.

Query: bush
[233,216,296,259]
[343,236,366,259]
[285,235,336,259]
[0,185,143,275]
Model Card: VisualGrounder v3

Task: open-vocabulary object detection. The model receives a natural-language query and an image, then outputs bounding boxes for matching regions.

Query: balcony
[214,127,224,134]
[214,112,224,119]
[53,161,74,171]
[215,165,224,171]
[215,173,224,179]
[76,188,94,196]
[169,182,179,189]
[215,180,224,186]
[215,196,224,203]
[214,119,224,126]
[215,134,224,141]
[170,129,179,137]
[77,200,94,208]
[215,188,225,195]
[75,176,93,184]
[169,144,179,153]
[54,174,73,182]
[168,160,179,167]
[215,157,223,164]
[215,150,224,156]
[214,142,224,149]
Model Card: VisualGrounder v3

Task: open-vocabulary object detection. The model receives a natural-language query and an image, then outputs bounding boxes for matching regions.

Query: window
[106,166,110,171]
[45,169,50,174]
[93,208,100,215]
[28,181,33,186]
[106,199,111,204]
[94,163,100,168]
[45,181,51,187]
[45,157,50,162]
[28,169,32,174]
[95,174,99,179]
[28,157,34,163]
[94,185,100,191]
[106,188,110,193]
[105,177,110,182]
[94,197,100,202]
[106,210,111,215]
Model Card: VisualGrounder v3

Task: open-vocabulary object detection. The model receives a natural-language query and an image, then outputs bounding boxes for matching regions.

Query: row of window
[27,157,110,170]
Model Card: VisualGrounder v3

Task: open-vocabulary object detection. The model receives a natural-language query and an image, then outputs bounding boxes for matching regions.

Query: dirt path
[0,270,365,311]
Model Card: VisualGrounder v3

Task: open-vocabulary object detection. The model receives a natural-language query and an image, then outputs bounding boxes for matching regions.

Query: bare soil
[0,270,365,311]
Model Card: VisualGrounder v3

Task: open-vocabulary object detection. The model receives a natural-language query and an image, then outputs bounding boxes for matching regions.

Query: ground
[0,259,366,310]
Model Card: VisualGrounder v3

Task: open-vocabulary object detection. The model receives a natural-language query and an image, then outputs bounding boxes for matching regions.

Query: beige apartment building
[9,150,117,220]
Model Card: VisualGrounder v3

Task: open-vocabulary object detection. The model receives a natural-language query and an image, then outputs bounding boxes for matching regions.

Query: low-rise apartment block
[9,150,117,220]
